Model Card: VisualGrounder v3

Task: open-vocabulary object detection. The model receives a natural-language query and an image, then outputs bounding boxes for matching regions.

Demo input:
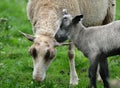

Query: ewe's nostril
[36,78,42,82]
[35,77,44,82]
[33,74,45,82]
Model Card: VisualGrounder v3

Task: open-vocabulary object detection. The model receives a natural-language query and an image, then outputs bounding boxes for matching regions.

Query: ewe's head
[55,9,83,42]
[20,32,57,82]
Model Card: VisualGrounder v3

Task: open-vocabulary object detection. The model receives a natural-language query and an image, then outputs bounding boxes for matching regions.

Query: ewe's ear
[72,15,83,24]
[19,31,35,42]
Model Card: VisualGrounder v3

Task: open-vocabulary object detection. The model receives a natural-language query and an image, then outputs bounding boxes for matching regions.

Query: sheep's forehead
[34,36,52,42]
[33,37,54,48]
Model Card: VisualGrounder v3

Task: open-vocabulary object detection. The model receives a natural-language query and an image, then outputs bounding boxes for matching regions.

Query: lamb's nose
[55,34,66,43]
[55,34,59,41]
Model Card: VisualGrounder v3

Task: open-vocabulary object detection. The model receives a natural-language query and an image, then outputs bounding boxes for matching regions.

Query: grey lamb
[55,10,120,88]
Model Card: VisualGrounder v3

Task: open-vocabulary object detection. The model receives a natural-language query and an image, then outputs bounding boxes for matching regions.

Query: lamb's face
[55,14,73,42]
[29,36,56,82]
[55,9,83,42]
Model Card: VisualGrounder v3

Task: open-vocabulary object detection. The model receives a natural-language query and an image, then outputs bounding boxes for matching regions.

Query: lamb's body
[72,21,120,57]
[70,20,120,88]
[23,0,116,85]
[55,12,120,88]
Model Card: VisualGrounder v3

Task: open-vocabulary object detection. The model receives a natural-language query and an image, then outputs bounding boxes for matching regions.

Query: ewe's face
[29,36,56,82]
[55,14,72,42]
[20,31,69,82]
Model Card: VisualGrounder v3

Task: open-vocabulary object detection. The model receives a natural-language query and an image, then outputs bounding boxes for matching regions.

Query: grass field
[0,0,120,88]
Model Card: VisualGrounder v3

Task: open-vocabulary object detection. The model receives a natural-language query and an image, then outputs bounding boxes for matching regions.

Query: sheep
[21,0,116,85]
[55,10,120,88]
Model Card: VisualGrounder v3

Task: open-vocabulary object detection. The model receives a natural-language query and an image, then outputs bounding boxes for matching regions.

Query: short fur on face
[55,12,83,42]
[27,35,56,81]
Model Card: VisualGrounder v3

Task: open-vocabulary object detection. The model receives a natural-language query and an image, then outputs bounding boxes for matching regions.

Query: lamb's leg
[68,41,79,85]
[88,55,99,88]
[99,58,109,88]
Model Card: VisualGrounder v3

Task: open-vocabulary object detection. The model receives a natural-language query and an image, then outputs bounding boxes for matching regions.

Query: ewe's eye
[44,49,50,59]
[44,48,55,61]
[29,48,37,58]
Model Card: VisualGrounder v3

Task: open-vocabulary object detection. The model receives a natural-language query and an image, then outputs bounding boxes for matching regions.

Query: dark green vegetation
[0,0,120,88]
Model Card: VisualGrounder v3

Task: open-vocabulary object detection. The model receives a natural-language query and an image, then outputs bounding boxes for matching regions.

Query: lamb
[21,0,116,85]
[55,10,120,88]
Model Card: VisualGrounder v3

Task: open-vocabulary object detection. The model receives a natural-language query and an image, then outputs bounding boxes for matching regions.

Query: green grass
[0,0,120,88]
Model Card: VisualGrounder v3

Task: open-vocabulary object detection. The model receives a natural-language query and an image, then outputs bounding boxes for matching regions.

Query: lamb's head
[20,32,57,82]
[55,9,83,42]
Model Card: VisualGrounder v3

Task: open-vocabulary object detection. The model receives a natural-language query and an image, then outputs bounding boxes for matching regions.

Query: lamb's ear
[72,15,83,24]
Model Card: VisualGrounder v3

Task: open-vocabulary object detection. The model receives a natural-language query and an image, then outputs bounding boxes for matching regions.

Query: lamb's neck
[69,22,86,44]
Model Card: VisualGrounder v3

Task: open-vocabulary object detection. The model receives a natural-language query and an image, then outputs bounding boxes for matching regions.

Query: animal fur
[24,0,116,85]
[27,0,116,37]
[55,12,120,88]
